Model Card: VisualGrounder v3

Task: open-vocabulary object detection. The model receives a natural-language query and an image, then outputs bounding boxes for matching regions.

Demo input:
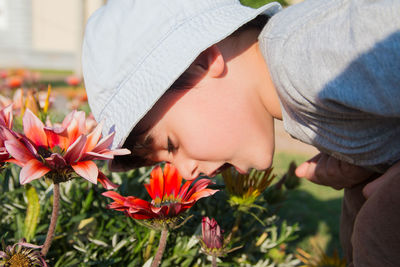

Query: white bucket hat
[82,0,281,169]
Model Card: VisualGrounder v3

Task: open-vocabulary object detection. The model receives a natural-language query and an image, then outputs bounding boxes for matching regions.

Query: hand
[295,153,374,190]
[363,160,400,198]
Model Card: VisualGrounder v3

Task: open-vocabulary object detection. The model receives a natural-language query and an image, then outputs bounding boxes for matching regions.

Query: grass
[272,152,344,256]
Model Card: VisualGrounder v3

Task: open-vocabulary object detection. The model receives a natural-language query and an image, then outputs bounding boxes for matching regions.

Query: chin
[254,153,273,170]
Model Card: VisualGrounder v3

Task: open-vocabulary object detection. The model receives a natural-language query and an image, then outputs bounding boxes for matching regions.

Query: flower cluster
[0,105,129,187]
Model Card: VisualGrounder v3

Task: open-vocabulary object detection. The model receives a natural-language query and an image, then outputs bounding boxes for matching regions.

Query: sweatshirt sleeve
[259,0,400,170]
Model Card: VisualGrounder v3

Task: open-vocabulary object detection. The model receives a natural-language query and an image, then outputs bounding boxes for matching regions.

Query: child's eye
[167,137,175,153]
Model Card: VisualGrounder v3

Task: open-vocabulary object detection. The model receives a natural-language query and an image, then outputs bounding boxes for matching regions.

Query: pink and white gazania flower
[201,217,224,251]
[0,104,13,163]
[3,109,129,187]
[199,217,241,257]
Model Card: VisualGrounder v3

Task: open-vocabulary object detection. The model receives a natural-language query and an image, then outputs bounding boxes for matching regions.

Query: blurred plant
[11,86,53,122]
[0,69,41,91]
[5,76,23,89]
[65,75,81,87]
[240,0,289,8]
[199,217,241,267]
[296,239,346,267]
[282,161,301,190]
[0,238,47,266]
[103,163,218,267]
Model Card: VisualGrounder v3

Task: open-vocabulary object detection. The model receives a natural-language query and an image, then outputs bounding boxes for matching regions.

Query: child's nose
[174,158,199,180]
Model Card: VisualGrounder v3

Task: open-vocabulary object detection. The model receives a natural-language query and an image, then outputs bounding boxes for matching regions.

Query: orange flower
[6,76,23,89]
[65,75,81,87]
[103,164,218,223]
[2,109,129,187]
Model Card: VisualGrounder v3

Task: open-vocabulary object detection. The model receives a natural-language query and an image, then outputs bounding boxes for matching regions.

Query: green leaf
[24,185,40,242]
[240,0,289,8]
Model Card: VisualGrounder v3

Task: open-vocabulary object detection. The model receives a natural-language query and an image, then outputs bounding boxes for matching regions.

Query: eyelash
[167,137,175,153]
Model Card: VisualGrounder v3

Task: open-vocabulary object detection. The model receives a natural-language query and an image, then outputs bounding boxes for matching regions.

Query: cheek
[173,106,242,160]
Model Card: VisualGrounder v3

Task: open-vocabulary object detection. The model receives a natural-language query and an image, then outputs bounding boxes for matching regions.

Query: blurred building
[0,0,105,73]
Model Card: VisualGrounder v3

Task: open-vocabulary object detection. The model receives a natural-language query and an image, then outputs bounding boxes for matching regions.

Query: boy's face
[140,63,276,180]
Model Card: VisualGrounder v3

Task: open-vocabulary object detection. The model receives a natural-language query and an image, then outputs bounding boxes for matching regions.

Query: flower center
[37,146,52,158]
[8,253,31,267]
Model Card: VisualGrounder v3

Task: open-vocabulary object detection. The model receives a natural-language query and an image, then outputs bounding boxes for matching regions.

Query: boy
[82,0,400,266]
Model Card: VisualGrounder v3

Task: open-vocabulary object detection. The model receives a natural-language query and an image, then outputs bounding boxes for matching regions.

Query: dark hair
[111,15,270,171]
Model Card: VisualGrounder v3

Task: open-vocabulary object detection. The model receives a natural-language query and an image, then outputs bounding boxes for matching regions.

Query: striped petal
[43,127,61,149]
[20,159,51,184]
[97,171,119,189]
[80,151,114,161]
[71,160,98,184]
[0,104,13,128]
[23,109,47,147]
[64,135,86,163]
[185,188,219,203]
[185,179,213,200]
[83,120,103,153]
[164,163,182,198]
[4,139,35,165]
[149,165,164,202]
[102,191,125,203]
[92,132,114,153]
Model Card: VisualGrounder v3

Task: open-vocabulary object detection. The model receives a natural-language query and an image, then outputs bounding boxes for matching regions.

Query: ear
[193,45,225,78]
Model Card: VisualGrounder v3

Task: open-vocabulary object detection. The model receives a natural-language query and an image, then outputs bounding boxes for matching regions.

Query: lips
[234,165,247,174]
[208,163,232,177]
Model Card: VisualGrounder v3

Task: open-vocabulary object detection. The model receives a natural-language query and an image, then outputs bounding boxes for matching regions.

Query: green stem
[212,255,217,267]
[41,183,60,256]
[144,230,157,261]
[150,228,169,267]
[231,212,242,239]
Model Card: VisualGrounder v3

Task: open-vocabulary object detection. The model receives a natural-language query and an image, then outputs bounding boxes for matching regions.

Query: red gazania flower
[103,163,218,222]
[0,104,13,163]
[2,109,129,187]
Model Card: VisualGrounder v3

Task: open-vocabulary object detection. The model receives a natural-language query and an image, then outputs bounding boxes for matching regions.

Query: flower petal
[71,160,98,184]
[80,151,114,161]
[149,165,164,202]
[177,180,193,200]
[64,134,86,163]
[185,189,219,203]
[84,120,103,152]
[4,139,35,165]
[0,104,13,128]
[97,171,119,189]
[92,132,114,153]
[164,163,182,198]
[43,127,61,149]
[102,191,125,203]
[20,159,50,184]
[23,109,47,147]
[185,179,213,200]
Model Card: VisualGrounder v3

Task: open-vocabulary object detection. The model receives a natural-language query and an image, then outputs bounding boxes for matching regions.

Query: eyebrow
[141,133,155,151]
